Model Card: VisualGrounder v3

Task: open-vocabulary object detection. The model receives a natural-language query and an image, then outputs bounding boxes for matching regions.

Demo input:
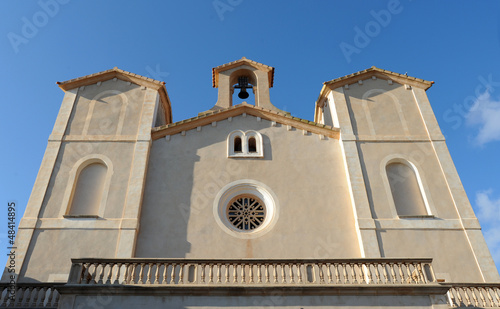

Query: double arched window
[227,130,264,158]
[385,160,431,217]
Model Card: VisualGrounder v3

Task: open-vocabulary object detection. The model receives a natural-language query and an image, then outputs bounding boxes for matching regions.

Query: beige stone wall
[324,77,499,282]
[343,79,427,138]
[65,79,146,136]
[135,115,360,259]
[19,229,119,283]
[10,79,158,283]
[379,229,483,282]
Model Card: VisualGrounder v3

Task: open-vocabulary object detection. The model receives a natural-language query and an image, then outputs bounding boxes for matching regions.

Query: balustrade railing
[447,284,500,308]
[68,258,436,286]
[0,284,60,308]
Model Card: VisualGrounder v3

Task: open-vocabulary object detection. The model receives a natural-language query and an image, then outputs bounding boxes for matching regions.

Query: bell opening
[233,76,255,105]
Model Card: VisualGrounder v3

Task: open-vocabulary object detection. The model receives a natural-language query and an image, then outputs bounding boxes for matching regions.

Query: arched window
[234,136,242,152]
[248,137,257,153]
[386,162,428,216]
[69,163,107,216]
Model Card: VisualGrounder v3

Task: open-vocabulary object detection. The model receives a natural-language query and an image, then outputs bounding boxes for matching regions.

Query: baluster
[265,264,270,283]
[53,289,60,307]
[477,287,487,307]
[493,287,500,306]
[124,263,131,284]
[37,287,47,307]
[131,263,138,284]
[374,263,381,284]
[106,263,114,284]
[318,263,325,284]
[281,263,286,283]
[170,263,176,284]
[15,287,25,307]
[145,263,152,284]
[389,263,397,284]
[46,288,55,307]
[257,264,262,283]
[405,263,412,284]
[224,264,229,283]
[297,263,303,284]
[216,263,221,283]
[455,287,464,307]
[350,263,357,284]
[469,287,479,307]
[241,263,245,283]
[91,263,99,284]
[233,263,237,283]
[342,263,348,284]
[288,264,294,284]
[366,263,373,284]
[358,263,366,284]
[415,263,424,283]
[335,263,341,284]
[325,263,332,283]
[200,264,206,283]
[382,263,389,284]
[113,263,121,284]
[179,263,185,284]
[209,264,214,283]
[98,264,106,284]
[273,264,278,284]
[397,263,405,284]
[30,287,39,307]
[464,287,473,306]
[78,263,85,284]
[138,263,146,284]
[82,263,90,284]
[447,288,457,307]
[152,263,159,284]
[162,263,169,284]
[249,264,254,283]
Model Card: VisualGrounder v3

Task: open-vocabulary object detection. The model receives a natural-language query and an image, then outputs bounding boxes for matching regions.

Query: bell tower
[203,57,286,114]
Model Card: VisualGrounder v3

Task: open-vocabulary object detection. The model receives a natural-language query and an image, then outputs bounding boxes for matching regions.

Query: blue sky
[1,1,500,273]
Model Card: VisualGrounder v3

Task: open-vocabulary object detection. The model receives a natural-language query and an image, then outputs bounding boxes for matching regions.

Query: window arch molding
[227,130,264,158]
[82,90,128,136]
[60,154,114,218]
[380,154,436,218]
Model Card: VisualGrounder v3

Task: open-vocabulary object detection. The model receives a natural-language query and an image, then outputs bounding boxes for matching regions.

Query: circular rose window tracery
[227,196,266,230]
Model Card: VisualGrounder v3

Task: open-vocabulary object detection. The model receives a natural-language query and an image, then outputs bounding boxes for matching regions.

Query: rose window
[226,196,266,230]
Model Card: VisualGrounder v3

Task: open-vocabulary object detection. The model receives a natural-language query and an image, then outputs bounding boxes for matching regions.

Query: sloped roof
[57,67,172,123]
[324,66,434,90]
[152,102,338,140]
[212,57,275,88]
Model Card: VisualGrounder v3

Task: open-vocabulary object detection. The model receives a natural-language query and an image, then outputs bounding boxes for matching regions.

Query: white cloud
[466,90,500,145]
[474,190,500,267]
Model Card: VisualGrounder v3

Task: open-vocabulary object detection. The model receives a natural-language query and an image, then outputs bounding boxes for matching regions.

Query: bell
[238,88,249,99]
[234,76,253,100]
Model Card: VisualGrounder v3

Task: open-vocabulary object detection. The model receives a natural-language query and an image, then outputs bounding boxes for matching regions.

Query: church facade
[2,58,499,308]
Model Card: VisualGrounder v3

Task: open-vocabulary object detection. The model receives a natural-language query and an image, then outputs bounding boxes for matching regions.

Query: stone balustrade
[447,284,500,308]
[0,284,60,308]
[68,258,436,286]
